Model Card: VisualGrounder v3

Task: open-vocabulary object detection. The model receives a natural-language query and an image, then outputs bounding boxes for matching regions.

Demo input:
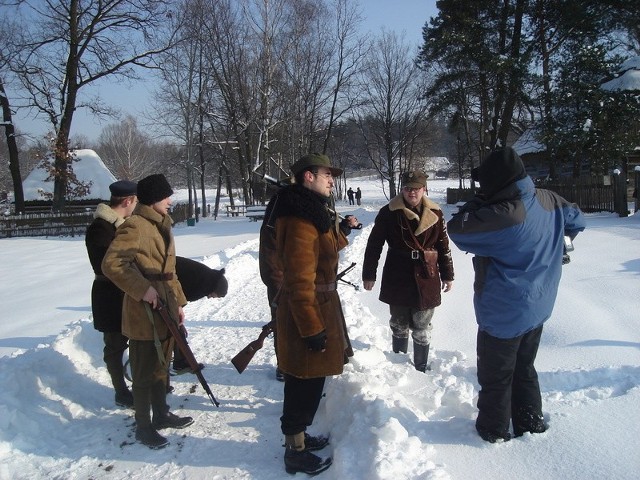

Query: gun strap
[144,302,168,369]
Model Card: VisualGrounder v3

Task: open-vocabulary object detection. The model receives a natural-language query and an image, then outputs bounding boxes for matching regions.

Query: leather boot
[392,335,408,354]
[284,432,332,475]
[413,343,430,372]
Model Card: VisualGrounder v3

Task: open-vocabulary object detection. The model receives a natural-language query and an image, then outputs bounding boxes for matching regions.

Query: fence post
[612,169,628,217]
[634,166,640,213]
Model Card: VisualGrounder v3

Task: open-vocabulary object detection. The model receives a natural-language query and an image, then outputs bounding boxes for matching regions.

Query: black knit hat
[474,147,527,198]
[137,174,174,205]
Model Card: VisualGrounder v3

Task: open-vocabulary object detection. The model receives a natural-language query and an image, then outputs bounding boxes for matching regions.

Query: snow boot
[115,388,134,408]
[135,425,169,449]
[284,433,332,475]
[152,411,194,430]
[392,335,408,354]
[513,408,547,437]
[303,433,330,452]
[476,427,512,443]
[413,343,431,372]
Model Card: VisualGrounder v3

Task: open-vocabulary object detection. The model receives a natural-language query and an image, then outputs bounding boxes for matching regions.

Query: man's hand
[363,280,375,291]
[143,286,160,308]
[304,331,327,352]
[442,281,453,292]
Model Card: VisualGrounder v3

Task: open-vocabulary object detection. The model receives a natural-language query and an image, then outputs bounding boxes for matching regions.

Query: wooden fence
[447,178,617,213]
[0,211,94,238]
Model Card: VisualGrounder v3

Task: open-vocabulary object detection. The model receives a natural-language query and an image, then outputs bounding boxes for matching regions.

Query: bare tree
[9,0,178,210]
[96,115,154,180]
[354,29,430,198]
[0,16,25,212]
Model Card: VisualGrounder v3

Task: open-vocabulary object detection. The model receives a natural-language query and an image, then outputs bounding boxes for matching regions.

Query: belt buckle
[411,250,420,260]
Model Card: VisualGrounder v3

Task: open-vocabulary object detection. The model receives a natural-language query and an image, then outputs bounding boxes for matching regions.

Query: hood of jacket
[388,194,441,236]
[473,147,527,199]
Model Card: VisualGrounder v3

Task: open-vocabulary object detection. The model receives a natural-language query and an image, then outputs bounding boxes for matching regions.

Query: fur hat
[109,180,137,197]
[401,170,429,189]
[473,147,527,198]
[290,153,343,177]
[137,174,173,205]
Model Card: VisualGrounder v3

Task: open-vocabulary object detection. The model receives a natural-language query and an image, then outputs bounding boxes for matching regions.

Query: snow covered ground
[0,177,639,479]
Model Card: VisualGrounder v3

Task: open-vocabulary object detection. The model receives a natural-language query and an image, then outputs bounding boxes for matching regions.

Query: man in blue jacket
[447,147,586,443]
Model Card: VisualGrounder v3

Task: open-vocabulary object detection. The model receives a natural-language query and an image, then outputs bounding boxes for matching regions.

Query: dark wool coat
[362,195,454,310]
[175,256,226,302]
[272,185,354,379]
[102,204,187,341]
[85,203,126,332]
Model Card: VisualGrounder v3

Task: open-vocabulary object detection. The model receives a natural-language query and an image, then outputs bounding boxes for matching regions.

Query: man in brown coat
[85,180,137,408]
[362,170,454,372]
[102,174,192,449]
[270,153,359,475]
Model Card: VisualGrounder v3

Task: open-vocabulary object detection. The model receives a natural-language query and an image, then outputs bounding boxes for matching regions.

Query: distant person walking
[85,180,138,408]
[447,147,586,443]
[355,187,362,205]
[347,187,355,205]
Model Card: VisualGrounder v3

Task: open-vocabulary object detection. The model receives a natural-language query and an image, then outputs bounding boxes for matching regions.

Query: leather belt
[389,248,422,260]
[315,282,337,292]
[144,273,174,281]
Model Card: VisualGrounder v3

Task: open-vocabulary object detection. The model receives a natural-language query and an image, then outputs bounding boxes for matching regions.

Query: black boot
[392,335,408,354]
[413,343,430,372]
[115,388,134,408]
[135,425,169,449]
[284,447,332,475]
[513,408,546,437]
[152,411,194,430]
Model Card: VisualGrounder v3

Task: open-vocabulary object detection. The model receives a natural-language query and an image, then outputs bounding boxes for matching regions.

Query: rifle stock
[231,322,274,374]
[156,300,220,407]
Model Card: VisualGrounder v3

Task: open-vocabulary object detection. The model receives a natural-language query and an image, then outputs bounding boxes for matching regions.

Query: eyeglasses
[402,186,423,193]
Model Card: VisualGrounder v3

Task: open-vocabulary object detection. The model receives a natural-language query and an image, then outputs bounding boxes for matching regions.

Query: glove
[304,331,327,351]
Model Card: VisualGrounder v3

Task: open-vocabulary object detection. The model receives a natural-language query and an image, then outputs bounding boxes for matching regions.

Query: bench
[246,205,268,222]
[225,204,246,217]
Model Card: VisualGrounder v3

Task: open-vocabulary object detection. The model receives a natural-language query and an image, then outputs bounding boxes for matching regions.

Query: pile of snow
[22,149,116,201]
[0,178,639,479]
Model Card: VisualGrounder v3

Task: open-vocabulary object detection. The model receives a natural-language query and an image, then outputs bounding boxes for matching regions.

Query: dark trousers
[476,326,543,435]
[130,338,172,427]
[281,375,326,435]
[103,332,129,392]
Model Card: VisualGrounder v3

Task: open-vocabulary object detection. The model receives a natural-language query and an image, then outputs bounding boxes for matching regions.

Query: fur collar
[272,184,332,233]
[388,194,441,236]
[94,203,126,228]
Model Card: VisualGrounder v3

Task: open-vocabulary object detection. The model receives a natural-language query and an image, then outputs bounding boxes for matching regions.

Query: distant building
[22,149,116,201]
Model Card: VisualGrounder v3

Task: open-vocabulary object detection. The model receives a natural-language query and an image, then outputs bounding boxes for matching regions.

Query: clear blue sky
[16,0,438,142]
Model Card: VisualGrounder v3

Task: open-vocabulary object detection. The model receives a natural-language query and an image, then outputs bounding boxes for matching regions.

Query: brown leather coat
[273,185,354,379]
[363,195,454,310]
[101,203,187,341]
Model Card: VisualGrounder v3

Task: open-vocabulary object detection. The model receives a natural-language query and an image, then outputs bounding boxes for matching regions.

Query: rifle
[231,321,274,374]
[156,299,220,407]
[337,262,359,290]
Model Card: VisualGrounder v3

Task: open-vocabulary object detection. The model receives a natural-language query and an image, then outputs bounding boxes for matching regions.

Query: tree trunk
[0,79,24,213]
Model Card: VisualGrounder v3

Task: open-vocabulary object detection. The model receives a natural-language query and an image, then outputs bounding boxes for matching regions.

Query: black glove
[304,331,327,351]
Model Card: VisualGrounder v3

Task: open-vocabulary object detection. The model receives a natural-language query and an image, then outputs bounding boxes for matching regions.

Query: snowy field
[0,177,639,479]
